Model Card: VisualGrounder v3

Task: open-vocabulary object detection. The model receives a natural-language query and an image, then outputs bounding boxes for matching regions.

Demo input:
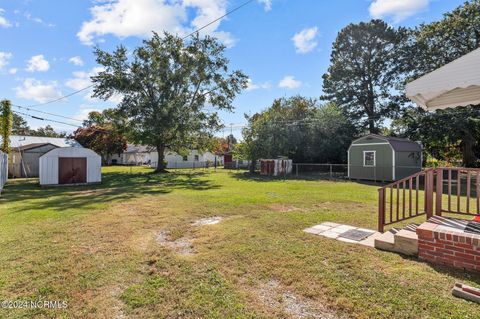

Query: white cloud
[369,0,430,23]
[26,54,50,72]
[278,75,301,89]
[15,78,63,103]
[257,0,272,12]
[24,12,55,27]
[77,0,235,47]
[8,68,17,74]
[66,67,124,104]
[69,56,84,66]
[73,105,104,121]
[0,52,12,70]
[245,78,271,91]
[0,8,11,28]
[292,27,319,54]
[65,66,104,90]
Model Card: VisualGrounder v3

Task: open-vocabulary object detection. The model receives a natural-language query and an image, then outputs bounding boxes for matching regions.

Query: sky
[0,0,467,138]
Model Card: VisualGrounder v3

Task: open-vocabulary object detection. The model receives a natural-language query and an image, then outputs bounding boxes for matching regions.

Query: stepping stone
[320,230,340,239]
[358,232,383,247]
[339,229,375,241]
[322,222,341,227]
[337,237,359,244]
[332,225,357,232]
[311,224,332,231]
[303,227,325,235]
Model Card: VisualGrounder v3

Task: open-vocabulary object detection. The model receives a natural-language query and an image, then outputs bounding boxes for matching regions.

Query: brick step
[374,224,419,256]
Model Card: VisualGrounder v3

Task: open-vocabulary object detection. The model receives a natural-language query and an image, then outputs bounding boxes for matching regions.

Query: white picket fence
[0,150,7,192]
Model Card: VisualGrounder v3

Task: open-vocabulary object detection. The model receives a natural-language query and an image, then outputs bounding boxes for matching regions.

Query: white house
[39,147,101,186]
[109,145,153,165]
[151,149,222,169]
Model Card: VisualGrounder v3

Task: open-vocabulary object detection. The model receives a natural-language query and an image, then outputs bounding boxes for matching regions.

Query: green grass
[0,166,479,318]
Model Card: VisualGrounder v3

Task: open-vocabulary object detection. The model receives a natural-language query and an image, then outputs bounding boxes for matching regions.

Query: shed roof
[2,135,82,149]
[405,48,480,110]
[352,134,422,152]
[17,143,58,151]
[40,147,100,158]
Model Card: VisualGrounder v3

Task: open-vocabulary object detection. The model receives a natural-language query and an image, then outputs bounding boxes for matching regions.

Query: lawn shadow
[0,170,220,213]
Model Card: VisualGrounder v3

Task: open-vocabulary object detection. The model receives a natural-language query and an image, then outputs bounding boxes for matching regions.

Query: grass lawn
[0,166,479,318]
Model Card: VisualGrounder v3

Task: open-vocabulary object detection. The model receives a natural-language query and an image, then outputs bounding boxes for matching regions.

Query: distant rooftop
[124,144,154,154]
[1,135,82,149]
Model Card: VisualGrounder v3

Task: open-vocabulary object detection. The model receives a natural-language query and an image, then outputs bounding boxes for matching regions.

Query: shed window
[363,151,376,167]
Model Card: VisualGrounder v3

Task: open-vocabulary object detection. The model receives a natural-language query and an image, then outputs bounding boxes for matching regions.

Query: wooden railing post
[435,168,443,216]
[425,169,434,219]
[378,188,385,233]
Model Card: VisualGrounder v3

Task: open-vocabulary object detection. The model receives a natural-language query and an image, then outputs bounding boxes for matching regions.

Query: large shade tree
[237,96,356,171]
[92,32,248,172]
[322,19,408,133]
[394,0,480,166]
[411,0,480,76]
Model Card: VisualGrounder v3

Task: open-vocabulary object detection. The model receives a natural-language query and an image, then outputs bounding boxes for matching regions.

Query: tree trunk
[155,145,167,173]
[249,159,256,173]
[461,136,477,167]
[368,118,376,133]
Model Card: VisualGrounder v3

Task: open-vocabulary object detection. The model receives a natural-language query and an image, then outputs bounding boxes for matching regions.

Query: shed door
[58,157,87,184]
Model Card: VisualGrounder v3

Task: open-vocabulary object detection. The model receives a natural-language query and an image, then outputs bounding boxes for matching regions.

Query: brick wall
[416,221,480,272]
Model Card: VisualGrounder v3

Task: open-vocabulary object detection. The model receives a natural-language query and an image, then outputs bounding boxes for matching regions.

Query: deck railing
[378,167,480,232]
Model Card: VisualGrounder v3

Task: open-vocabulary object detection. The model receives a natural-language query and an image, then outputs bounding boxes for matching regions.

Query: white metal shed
[406,48,480,110]
[39,147,101,186]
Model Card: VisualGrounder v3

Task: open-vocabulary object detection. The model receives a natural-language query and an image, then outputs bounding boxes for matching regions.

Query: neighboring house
[108,144,222,169]
[1,135,82,178]
[151,149,222,169]
[348,134,422,182]
[109,145,153,165]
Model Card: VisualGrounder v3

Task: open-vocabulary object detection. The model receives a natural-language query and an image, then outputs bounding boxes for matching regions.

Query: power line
[12,104,84,123]
[182,0,256,39]
[22,85,93,108]
[13,110,80,128]
[13,0,255,110]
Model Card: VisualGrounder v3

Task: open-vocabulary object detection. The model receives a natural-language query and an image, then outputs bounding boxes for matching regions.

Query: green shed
[347,134,422,182]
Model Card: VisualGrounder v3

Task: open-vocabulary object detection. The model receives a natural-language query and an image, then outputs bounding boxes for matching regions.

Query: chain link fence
[292,163,348,179]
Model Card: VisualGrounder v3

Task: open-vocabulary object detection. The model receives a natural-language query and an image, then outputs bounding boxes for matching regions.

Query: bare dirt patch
[156,230,194,256]
[268,204,301,212]
[256,279,341,319]
[192,216,223,226]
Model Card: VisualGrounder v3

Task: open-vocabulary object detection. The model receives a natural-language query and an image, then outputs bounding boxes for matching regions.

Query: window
[363,151,376,167]
[182,155,188,161]
[194,155,199,161]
